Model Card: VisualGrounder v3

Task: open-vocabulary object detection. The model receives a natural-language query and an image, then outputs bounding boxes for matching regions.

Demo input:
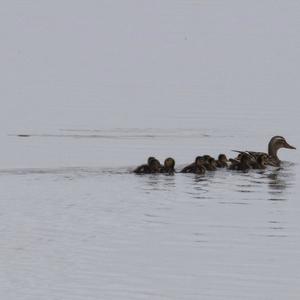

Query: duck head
[164,157,175,171]
[218,154,228,163]
[195,156,205,167]
[194,156,206,174]
[268,136,296,162]
[206,157,217,171]
[257,154,269,168]
[148,157,161,172]
[216,154,229,168]
[202,155,211,161]
[147,156,156,165]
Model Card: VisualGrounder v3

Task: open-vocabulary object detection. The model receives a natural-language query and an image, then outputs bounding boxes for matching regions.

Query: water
[1,129,299,300]
[1,1,300,299]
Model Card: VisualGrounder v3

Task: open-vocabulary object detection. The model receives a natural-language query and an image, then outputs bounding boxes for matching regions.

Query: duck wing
[247,151,267,158]
[231,150,267,159]
[231,150,279,167]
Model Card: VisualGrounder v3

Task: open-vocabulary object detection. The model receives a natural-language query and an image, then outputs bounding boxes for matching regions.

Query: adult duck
[233,136,296,167]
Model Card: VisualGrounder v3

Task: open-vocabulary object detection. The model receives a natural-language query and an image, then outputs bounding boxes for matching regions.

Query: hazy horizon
[1,1,299,133]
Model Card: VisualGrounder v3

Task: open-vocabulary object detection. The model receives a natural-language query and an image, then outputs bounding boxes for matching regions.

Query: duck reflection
[267,165,294,200]
[193,174,209,184]
[264,166,296,237]
[142,173,176,192]
[187,175,211,200]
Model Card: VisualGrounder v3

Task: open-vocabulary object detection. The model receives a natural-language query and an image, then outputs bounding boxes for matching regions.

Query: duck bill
[284,141,296,150]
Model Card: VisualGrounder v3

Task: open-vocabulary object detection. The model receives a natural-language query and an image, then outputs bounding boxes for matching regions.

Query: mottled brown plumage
[181,156,206,174]
[134,157,162,174]
[232,136,296,166]
[161,157,175,174]
[216,154,229,168]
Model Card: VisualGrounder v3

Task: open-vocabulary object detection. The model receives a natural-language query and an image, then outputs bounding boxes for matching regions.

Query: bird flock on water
[133,136,296,175]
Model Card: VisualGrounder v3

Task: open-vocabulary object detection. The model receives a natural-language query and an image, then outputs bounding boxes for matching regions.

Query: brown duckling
[216,154,229,168]
[134,156,162,174]
[149,157,162,173]
[204,157,217,171]
[194,156,206,175]
[147,156,155,164]
[133,162,151,174]
[229,153,252,171]
[180,156,206,174]
[161,157,175,174]
[233,136,296,166]
[180,156,198,173]
[253,154,269,169]
[202,155,212,161]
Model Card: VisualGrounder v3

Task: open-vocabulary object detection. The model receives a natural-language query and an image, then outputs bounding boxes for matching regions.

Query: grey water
[1,1,300,299]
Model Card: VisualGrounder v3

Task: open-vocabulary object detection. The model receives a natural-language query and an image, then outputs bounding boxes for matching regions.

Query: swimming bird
[216,154,229,168]
[204,157,217,171]
[149,157,162,172]
[229,153,252,171]
[193,155,217,171]
[232,136,296,166]
[252,154,269,169]
[134,156,162,174]
[161,157,175,174]
[180,156,206,174]
[180,157,198,173]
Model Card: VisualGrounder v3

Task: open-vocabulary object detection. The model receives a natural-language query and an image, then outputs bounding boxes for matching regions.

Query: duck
[180,156,199,173]
[134,156,162,174]
[149,157,162,172]
[252,154,269,169]
[133,163,150,174]
[233,136,296,166]
[204,156,217,171]
[229,153,252,171]
[161,157,175,174]
[194,157,206,175]
[216,154,229,168]
[180,156,206,175]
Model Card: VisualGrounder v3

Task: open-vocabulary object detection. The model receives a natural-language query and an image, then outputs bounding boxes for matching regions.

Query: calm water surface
[0,127,299,300]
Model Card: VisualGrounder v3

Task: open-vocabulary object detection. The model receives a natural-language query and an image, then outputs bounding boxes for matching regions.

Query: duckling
[180,156,199,173]
[134,156,161,174]
[229,153,252,171]
[204,157,217,171]
[161,157,175,174]
[216,154,229,168]
[202,155,212,161]
[253,154,269,170]
[195,156,206,175]
[233,136,296,166]
[180,156,206,174]
[133,160,151,174]
[149,157,162,173]
[147,156,155,165]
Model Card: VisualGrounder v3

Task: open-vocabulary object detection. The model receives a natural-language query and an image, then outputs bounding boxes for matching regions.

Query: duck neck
[268,144,280,162]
